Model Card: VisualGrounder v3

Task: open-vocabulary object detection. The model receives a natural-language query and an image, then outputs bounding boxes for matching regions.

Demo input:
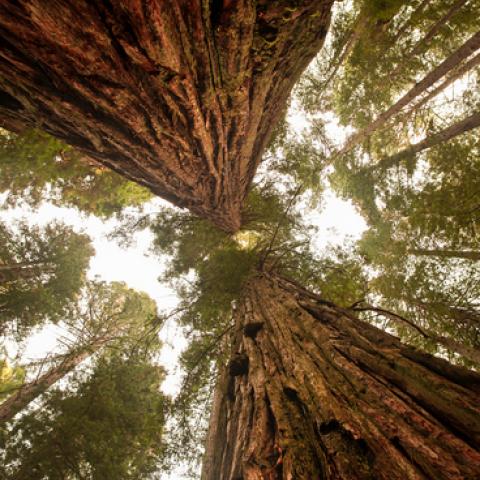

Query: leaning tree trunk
[369,110,480,174]
[335,30,480,159]
[202,272,480,480]
[0,1,332,232]
[0,335,111,424]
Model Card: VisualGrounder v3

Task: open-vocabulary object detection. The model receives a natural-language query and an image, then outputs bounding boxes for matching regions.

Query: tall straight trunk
[409,0,469,57]
[409,247,480,261]
[0,1,333,232]
[0,261,53,284]
[202,272,480,479]
[335,31,480,159]
[405,51,480,116]
[369,110,480,173]
[321,15,368,88]
[389,0,432,46]
[0,335,110,424]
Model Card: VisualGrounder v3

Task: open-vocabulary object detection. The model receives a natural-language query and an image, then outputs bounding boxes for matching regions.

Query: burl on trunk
[0,0,332,231]
[202,273,480,479]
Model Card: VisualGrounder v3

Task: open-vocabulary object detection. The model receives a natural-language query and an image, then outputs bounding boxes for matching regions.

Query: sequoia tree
[0,0,333,231]
[201,272,480,480]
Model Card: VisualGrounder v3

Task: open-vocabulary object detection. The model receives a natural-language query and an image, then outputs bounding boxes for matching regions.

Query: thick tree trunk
[370,110,480,173]
[202,273,480,479]
[335,30,480,159]
[0,1,333,232]
[0,335,110,424]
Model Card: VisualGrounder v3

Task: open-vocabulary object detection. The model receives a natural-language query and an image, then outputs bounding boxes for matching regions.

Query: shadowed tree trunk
[202,272,480,479]
[0,0,333,232]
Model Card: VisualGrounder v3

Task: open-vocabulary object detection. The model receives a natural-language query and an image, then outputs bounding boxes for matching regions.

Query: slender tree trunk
[409,247,480,261]
[202,272,480,479]
[0,261,48,271]
[388,0,469,79]
[0,1,333,232]
[0,261,54,284]
[321,15,367,89]
[369,110,480,173]
[409,0,469,57]
[335,31,480,159]
[0,335,110,424]
[405,51,480,116]
[389,0,432,46]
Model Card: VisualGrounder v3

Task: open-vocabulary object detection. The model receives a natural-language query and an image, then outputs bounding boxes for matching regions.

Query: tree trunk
[409,0,469,57]
[335,30,480,159]
[0,261,54,284]
[0,1,333,232]
[405,51,480,117]
[389,0,432,46]
[202,272,480,479]
[409,247,480,261]
[352,304,480,365]
[0,335,110,424]
[370,110,480,173]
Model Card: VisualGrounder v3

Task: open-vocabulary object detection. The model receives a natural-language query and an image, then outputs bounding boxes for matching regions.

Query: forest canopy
[0,0,479,479]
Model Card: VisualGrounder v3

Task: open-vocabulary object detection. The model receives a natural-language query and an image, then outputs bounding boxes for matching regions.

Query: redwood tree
[202,272,480,479]
[0,0,333,231]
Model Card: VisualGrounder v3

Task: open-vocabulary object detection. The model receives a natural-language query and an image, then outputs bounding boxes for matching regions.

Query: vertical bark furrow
[0,0,333,231]
[202,273,480,479]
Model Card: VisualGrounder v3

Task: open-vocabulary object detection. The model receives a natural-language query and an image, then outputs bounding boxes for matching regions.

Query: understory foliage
[0,129,152,217]
[1,353,168,479]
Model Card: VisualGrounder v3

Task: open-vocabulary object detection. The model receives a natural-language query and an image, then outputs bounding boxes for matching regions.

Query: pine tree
[1,353,168,479]
[0,280,159,425]
[0,221,94,339]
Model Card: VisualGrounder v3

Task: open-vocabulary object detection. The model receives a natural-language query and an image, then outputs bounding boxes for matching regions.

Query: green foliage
[0,129,152,217]
[0,221,94,340]
[1,353,168,479]
[0,357,25,402]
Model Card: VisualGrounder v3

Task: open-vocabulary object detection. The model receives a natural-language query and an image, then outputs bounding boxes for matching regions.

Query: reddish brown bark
[202,273,480,479]
[0,1,333,232]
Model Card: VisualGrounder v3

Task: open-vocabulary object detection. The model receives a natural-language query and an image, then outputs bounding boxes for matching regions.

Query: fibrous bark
[0,1,333,232]
[202,273,480,479]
